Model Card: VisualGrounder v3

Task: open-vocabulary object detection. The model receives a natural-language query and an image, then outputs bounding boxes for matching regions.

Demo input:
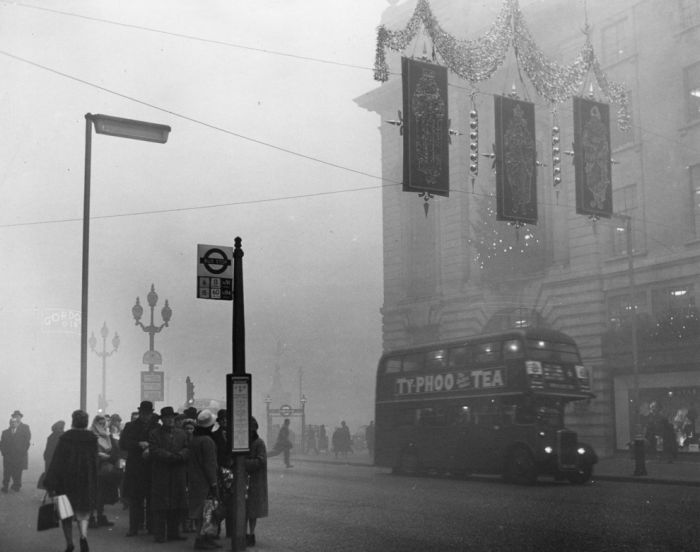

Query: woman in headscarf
[88,414,120,528]
[40,420,65,489]
[44,409,97,552]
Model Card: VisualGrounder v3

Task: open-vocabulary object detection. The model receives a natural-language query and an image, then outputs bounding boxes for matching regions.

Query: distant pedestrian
[120,400,159,536]
[318,424,329,453]
[332,421,352,459]
[268,418,293,467]
[0,409,31,492]
[245,417,268,547]
[306,427,318,455]
[149,406,189,543]
[661,418,678,463]
[365,421,375,458]
[43,409,98,552]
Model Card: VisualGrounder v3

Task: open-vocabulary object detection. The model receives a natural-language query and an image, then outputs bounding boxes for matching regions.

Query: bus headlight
[544,446,553,454]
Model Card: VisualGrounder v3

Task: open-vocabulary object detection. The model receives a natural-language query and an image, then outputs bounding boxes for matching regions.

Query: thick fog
[0,0,386,451]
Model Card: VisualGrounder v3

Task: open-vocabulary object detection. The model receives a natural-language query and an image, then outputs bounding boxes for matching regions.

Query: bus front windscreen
[525,339,580,364]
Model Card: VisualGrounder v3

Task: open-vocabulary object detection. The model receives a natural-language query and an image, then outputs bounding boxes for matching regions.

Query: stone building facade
[357,0,700,456]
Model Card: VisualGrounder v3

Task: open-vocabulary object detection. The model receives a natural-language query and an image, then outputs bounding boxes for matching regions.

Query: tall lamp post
[80,113,171,410]
[89,322,120,413]
[300,394,307,452]
[132,284,172,371]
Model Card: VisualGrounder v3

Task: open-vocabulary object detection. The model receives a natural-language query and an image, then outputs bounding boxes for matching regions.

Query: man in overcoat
[120,400,159,536]
[149,406,190,543]
[0,410,31,492]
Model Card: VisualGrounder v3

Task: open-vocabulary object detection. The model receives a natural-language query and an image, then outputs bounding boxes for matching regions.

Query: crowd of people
[1,404,268,552]
[290,420,375,459]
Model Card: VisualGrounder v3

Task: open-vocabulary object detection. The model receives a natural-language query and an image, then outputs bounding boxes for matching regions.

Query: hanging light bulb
[469,108,479,179]
[552,124,561,188]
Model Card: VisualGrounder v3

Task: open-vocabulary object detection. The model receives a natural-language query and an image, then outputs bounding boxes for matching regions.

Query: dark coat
[120,415,159,499]
[149,425,189,511]
[211,426,230,468]
[43,430,63,470]
[43,429,97,513]
[245,434,268,519]
[0,422,31,469]
[186,428,218,519]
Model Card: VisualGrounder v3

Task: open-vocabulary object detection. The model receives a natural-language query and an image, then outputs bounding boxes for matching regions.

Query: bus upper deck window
[384,358,402,374]
[503,339,523,360]
[475,342,499,364]
[448,347,470,369]
[402,353,423,373]
[426,349,448,371]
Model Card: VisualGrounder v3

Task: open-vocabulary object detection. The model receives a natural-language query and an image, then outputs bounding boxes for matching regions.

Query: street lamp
[89,322,120,413]
[132,284,172,371]
[80,113,171,410]
[300,394,307,453]
[264,395,272,445]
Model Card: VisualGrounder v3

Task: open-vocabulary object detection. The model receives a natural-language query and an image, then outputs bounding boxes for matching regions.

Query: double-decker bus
[374,328,598,484]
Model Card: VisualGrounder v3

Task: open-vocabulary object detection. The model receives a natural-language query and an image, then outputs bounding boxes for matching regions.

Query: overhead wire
[0,1,694,256]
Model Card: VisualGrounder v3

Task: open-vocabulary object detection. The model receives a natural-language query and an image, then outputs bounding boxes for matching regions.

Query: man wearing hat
[120,400,160,536]
[0,410,31,492]
[149,406,190,543]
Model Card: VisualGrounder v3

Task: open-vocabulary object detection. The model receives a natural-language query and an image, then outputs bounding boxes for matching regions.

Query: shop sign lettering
[395,369,504,395]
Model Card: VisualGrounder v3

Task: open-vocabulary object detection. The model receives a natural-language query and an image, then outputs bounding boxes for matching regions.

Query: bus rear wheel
[505,447,537,485]
[567,466,592,485]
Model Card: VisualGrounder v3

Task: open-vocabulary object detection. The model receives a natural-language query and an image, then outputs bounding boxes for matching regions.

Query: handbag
[54,494,74,520]
[37,493,59,531]
[200,497,221,536]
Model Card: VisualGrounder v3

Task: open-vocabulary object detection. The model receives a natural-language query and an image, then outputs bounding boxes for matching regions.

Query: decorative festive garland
[374,0,631,131]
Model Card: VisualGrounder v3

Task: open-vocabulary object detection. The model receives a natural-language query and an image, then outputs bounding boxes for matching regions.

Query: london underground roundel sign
[197,244,233,300]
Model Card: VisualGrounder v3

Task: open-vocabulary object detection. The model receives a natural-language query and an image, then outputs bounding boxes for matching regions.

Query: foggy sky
[0,0,388,446]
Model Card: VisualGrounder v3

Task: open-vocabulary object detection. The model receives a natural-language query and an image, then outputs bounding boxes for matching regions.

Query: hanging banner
[494,95,537,224]
[402,57,450,197]
[574,96,613,218]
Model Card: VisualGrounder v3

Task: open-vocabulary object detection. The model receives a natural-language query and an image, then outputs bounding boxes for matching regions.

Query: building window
[690,164,700,237]
[601,18,630,66]
[612,184,642,256]
[652,285,696,318]
[684,62,700,123]
[651,285,699,340]
[679,0,700,29]
[607,292,648,330]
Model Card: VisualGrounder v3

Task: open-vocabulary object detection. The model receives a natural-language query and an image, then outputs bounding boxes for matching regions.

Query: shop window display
[631,387,699,455]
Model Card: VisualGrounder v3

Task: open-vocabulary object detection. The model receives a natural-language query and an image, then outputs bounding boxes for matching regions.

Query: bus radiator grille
[557,430,578,469]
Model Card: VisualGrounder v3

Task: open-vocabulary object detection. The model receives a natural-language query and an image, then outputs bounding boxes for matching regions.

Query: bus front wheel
[505,447,537,485]
[395,452,419,476]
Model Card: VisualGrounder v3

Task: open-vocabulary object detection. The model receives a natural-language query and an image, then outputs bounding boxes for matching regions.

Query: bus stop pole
[232,237,247,550]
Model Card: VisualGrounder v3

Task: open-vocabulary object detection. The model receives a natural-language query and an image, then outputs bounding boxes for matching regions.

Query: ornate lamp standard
[264,394,272,445]
[300,394,307,453]
[89,322,119,413]
[132,284,172,371]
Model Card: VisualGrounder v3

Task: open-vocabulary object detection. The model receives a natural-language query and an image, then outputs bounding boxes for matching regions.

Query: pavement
[3,452,700,551]
[291,449,700,486]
